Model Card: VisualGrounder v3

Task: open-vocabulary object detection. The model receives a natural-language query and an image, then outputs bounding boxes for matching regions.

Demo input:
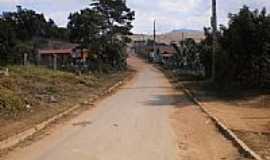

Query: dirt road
[2,56,241,160]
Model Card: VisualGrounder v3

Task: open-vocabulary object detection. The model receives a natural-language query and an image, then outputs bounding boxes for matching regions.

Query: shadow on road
[144,94,193,108]
[121,86,171,90]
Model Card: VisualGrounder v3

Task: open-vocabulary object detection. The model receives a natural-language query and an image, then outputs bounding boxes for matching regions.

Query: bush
[216,6,270,87]
[0,88,25,115]
[198,6,270,88]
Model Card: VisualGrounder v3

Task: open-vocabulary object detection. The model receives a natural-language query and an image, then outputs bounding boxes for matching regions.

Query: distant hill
[172,28,202,33]
[130,29,205,44]
[156,30,205,44]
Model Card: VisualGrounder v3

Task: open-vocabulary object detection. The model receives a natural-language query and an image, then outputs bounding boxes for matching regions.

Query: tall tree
[68,0,135,70]
[91,0,134,41]
[216,6,270,87]
[0,6,69,65]
[0,18,16,65]
[68,9,103,49]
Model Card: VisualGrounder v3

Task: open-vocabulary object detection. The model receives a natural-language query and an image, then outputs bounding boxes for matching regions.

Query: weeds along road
[3,56,242,160]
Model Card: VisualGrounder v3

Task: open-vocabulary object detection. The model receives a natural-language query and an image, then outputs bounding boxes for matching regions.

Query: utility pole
[181,32,184,42]
[211,0,217,82]
[153,20,156,45]
[153,19,156,55]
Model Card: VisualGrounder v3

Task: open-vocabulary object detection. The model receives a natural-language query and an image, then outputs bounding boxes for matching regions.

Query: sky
[0,0,270,34]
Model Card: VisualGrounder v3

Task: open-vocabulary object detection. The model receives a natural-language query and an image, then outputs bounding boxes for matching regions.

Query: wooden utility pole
[181,32,184,41]
[150,19,157,62]
[153,20,156,46]
[153,20,156,54]
[211,0,217,82]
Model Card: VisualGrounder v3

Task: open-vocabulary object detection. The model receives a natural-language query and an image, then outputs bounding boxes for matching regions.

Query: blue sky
[0,0,270,34]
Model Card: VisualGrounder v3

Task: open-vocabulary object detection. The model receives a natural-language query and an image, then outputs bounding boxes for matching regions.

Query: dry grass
[160,66,270,160]
[0,65,98,116]
[0,65,132,140]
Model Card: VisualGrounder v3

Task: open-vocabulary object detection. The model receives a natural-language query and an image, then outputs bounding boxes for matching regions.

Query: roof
[45,41,79,50]
[158,46,176,54]
[38,48,90,55]
[38,49,73,55]
[161,53,174,58]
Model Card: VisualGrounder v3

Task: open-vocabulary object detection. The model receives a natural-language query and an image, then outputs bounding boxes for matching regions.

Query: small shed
[38,47,89,70]
[155,45,176,64]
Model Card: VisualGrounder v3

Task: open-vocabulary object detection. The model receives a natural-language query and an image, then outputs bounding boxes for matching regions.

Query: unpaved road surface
[2,56,242,160]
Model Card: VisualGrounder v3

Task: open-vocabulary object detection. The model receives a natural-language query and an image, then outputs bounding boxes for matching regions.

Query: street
[3,56,241,160]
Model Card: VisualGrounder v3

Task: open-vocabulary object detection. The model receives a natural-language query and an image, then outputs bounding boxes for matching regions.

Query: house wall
[40,54,72,69]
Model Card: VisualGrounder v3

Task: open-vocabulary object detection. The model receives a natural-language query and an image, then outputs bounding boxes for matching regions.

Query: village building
[132,40,177,66]
[133,40,147,55]
[158,46,176,66]
[150,45,176,65]
[38,45,89,70]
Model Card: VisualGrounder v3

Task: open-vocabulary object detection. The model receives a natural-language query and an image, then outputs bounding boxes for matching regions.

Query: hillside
[171,28,201,33]
[130,29,205,44]
[157,31,205,44]
[0,65,131,141]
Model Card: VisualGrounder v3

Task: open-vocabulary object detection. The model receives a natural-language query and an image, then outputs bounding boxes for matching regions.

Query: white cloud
[1,0,270,33]
[159,0,202,13]
[128,0,211,33]
[129,0,270,34]
[46,11,69,27]
[0,0,18,3]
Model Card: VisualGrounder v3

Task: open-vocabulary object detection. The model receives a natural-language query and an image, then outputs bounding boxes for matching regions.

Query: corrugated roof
[38,49,73,55]
[158,46,176,54]
[161,53,174,58]
[45,41,79,50]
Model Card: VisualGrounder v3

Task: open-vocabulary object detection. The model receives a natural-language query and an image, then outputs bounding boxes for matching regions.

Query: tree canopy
[68,0,135,71]
[0,6,69,65]
[216,6,270,87]
[169,5,270,88]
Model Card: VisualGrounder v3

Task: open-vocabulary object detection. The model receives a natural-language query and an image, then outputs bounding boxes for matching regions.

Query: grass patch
[0,65,132,139]
[0,88,25,116]
[0,65,125,116]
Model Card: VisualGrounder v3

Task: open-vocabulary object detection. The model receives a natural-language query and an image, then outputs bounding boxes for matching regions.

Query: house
[151,45,176,65]
[133,41,155,60]
[159,46,176,66]
[132,40,176,65]
[133,40,146,55]
[38,46,89,70]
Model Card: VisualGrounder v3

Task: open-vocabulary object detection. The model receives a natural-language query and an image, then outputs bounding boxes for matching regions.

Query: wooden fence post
[23,53,28,66]
[53,54,57,70]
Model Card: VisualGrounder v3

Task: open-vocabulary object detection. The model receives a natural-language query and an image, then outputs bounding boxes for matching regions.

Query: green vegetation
[0,6,69,65]
[172,38,202,73]
[0,88,25,116]
[0,1,135,134]
[0,65,89,116]
[0,0,135,71]
[216,6,270,87]
[0,65,130,118]
[68,0,135,71]
[0,64,132,141]
[0,0,134,118]
[172,5,270,88]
